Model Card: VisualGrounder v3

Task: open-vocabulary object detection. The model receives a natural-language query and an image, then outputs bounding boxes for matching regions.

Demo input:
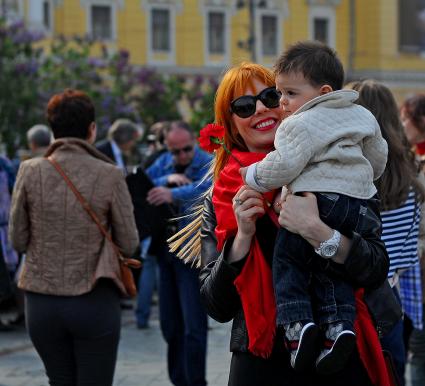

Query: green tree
[186,76,217,132]
[0,19,43,155]
[0,19,218,157]
[132,67,185,128]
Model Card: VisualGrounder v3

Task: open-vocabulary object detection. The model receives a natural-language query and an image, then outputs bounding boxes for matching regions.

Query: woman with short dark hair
[47,89,96,139]
[9,89,139,385]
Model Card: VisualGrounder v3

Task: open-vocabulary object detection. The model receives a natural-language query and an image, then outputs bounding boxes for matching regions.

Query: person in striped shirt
[401,93,425,386]
[347,81,425,386]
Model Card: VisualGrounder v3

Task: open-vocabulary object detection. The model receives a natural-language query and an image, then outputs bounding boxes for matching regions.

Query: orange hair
[213,62,275,180]
[168,62,275,266]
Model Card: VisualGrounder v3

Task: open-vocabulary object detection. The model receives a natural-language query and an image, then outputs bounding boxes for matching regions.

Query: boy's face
[275,72,330,117]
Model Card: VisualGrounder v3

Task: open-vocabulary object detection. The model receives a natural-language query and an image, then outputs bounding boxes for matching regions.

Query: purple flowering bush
[185,76,218,131]
[0,18,217,156]
[0,19,44,155]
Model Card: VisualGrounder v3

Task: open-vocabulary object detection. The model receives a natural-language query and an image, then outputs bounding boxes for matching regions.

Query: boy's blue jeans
[273,192,368,328]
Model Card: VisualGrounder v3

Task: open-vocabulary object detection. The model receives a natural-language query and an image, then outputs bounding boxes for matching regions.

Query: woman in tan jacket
[9,89,139,386]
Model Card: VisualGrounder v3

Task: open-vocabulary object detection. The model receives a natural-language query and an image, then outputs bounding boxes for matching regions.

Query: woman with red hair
[176,62,394,385]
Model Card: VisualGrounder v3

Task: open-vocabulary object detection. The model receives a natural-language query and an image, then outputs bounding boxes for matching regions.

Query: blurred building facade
[3,0,425,99]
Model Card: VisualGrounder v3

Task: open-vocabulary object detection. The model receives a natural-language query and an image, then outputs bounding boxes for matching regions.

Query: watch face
[322,244,337,257]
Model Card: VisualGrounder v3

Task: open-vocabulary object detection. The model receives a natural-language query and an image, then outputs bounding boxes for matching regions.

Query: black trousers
[25,279,121,386]
[228,345,373,386]
[0,247,12,302]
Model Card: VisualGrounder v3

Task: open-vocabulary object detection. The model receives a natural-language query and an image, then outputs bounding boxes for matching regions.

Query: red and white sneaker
[316,322,356,374]
[284,321,319,372]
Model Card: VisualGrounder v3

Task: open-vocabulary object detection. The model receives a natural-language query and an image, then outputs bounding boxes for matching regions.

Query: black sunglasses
[230,87,282,119]
[170,145,193,155]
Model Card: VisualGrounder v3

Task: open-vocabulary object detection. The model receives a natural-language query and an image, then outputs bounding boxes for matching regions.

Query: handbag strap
[46,156,124,261]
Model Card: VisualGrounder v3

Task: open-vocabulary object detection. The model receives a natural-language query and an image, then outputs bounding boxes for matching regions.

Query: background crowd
[0,48,425,386]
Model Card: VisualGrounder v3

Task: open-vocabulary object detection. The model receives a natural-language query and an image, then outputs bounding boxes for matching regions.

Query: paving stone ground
[0,306,414,386]
[0,305,232,386]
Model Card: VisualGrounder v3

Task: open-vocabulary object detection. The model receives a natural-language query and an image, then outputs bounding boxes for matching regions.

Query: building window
[152,9,170,51]
[43,1,51,30]
[308,5,335,48]
[0,0,24,22]
[208,11,225,54]
[399,0,425,54]
[91,5,112,40]
[22,0,53,32]
[261,15,278,56]
[313,17,329,44]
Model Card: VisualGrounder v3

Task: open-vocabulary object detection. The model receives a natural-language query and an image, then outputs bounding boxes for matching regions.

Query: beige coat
[9,138,139,296]
[246,90,388,199]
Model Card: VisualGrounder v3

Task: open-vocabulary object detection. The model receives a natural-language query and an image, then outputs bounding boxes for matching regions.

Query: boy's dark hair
[274,41,344,91]
[46,89,95,140]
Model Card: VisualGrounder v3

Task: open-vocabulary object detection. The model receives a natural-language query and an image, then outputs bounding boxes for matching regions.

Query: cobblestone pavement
[1,307,414,386]
[0,305,232,386]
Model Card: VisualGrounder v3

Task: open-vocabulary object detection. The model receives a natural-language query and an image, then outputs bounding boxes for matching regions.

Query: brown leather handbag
[47,156,141,297]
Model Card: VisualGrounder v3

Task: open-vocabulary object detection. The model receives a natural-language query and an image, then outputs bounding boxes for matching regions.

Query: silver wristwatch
[314,230,341,259]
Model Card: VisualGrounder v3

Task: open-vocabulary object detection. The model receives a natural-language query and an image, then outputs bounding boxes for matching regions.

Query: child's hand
[239,167,248,183]
[281,186,290,202]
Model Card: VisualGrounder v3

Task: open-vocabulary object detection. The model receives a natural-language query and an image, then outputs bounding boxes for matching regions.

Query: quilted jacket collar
[294,89,359,115]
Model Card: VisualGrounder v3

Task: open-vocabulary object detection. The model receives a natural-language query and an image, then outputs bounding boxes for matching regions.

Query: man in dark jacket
[96,118,141,174]
[146,120,212,386]
[97,118,141,311]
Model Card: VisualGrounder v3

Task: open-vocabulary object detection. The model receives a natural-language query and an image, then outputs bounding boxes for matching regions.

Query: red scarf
[212,149,276,358]
[354,289,391,386]
[416,141,425,155]
[212,149,392,383]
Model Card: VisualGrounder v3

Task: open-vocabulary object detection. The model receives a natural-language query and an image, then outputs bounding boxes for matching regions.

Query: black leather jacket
[199,193,396,352]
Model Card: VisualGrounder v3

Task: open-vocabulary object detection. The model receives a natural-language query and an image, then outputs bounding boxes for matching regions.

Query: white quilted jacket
[246,90,388,199]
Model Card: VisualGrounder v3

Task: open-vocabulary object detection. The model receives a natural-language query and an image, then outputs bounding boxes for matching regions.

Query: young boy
[241,41,388,374]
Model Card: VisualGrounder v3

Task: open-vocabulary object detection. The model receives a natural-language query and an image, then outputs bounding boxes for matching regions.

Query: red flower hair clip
[198,123,226,153]
[198,123,243,166]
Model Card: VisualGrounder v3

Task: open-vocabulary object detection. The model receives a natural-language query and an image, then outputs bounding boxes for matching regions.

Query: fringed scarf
[354,289,391,386]
[212,149,276,358]
[212,149,391,384]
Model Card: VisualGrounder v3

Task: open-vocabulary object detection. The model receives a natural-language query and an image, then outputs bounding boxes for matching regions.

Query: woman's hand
[233,185,265,238]
[227,186,265,263]
[279,192,323,239]
[280,192,352,264]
